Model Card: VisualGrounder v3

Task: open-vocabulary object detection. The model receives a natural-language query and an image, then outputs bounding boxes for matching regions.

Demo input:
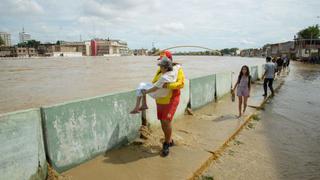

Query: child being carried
[130,57,179,114]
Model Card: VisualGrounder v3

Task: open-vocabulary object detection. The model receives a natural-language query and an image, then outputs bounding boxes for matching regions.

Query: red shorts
[156,95,180,121]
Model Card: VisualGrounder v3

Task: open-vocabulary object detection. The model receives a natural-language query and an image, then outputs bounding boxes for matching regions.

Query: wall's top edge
[190,73,216,80]
[216,71,232,75]
[42,89,136,109]
[0,108,39,118]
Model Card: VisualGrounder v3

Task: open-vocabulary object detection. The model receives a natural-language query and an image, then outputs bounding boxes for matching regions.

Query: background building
[133,49,148,56]
[263,41,295,58]
[0,32,12,46]
[90,39,129,56]
[37,42,85,57]
[19,28,31,43]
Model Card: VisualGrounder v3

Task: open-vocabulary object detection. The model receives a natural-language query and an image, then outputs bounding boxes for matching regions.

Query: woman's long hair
[237,65,251,88]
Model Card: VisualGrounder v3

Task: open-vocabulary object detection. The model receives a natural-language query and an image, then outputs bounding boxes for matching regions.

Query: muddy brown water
[203,63,320,180]
[0,56,264,114]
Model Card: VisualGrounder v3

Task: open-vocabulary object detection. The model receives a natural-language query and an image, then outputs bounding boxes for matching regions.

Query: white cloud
[0,0,320,49]
[0,0,44,16]
[151,22,185,35]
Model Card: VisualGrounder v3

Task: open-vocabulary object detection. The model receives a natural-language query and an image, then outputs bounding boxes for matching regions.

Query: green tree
[220,48,239,55]
[17,42,27,47]
[17,40,41,48]
[0,36,4,46]
[26,40,41,48]
[298,25,320,39]
[150,47,160,55]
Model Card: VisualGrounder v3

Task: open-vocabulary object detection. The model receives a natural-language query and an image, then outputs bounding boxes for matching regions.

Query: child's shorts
[237,86,249,97]
[136,82,153,97]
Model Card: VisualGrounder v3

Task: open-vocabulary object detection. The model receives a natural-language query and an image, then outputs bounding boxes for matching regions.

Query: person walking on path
[232,65,251,117]
[149,50,185,157]
[262,56,277,97]
[276,57,284,76]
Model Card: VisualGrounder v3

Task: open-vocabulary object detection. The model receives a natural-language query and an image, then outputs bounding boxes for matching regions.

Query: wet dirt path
[202,63,320,180]
[61,74,284,180]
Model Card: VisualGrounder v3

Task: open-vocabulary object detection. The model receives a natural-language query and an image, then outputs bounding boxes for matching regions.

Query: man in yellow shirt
[148,50,185,157]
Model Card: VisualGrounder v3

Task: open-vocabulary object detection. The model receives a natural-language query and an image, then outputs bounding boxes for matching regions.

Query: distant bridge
[153,45,220,55]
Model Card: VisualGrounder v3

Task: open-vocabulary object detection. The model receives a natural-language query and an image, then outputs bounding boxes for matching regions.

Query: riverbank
[201,63,320,180]
[59,73,286,180]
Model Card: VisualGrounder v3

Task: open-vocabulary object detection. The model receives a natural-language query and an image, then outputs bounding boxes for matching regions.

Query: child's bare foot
[139,105,148,111]
[237,113,242,118]
[130,108,140,114]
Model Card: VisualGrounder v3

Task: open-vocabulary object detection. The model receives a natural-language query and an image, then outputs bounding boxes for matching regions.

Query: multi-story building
[59,41,86,56]
[294,38,320,59]
[14,47,37,57]
[240,48,263,57]
[263,41,295,58]
[133,49,148,56]
[85,41,91,56]
[19,28,31,43]
[91,39,129,56]
[0,32,11,46]
[0,46,15,57]
[0,47,37,57]
[37,42,85,57]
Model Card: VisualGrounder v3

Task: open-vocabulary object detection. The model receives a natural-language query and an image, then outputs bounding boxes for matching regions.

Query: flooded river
[203,62,320,180]
[0,56,264,113]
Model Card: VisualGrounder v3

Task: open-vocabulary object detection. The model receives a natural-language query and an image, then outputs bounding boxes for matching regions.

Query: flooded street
[0,56,264,113]
[203,62,320,180]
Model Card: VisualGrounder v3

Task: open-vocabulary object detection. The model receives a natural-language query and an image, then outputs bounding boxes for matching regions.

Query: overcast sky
[1,0,319,49]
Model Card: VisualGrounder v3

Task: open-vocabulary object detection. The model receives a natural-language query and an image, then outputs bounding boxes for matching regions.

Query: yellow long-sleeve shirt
[151,66,185,104]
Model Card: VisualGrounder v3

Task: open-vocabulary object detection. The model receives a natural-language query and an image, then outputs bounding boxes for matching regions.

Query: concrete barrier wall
[216,72,232,99]
[258,64,265,79]
[41,91,141,173]
[190,75,216,110]
[0,109,47,180]
[1,63,269,178]
[146,79,190,126]
[250,66,259,81]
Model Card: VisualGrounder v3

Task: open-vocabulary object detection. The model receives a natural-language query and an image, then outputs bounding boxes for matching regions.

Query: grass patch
[247,122,254,129]
[252,114,260,121]
[234,139,244,145]
[228,150,235,156]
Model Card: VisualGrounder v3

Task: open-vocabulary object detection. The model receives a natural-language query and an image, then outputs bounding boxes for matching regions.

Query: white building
[91,39,130,56]
[19,28,31,43]
[0,32,11,46]
[85,41,91,56]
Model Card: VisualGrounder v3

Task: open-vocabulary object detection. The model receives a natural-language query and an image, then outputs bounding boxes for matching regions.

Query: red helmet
[158,50,172,61]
